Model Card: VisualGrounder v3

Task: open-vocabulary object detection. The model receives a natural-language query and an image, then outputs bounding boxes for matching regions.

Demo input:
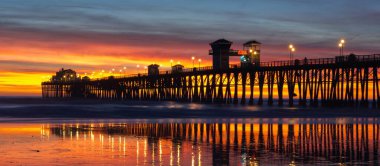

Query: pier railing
[41,54,380,108]
[43,54,380,83]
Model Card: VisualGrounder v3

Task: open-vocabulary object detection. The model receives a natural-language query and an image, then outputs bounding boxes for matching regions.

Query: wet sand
[0,97,379,121]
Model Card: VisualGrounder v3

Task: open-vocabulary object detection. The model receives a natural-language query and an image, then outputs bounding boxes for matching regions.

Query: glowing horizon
[1,0,380,96]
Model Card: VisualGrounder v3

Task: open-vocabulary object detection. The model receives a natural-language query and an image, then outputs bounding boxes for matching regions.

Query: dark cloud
[1,0,379,60]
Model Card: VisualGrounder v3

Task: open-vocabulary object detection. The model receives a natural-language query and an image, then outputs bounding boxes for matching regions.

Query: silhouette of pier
[41,39,380,107]
[41,54,380,107]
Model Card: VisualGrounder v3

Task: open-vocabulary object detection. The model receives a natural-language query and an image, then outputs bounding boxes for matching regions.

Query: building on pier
[148,64,160,76]
[209,39,262,70]
[243,40,261,66]
[51,68,78,82]
[171,64,184,73]
[209,39,232,70]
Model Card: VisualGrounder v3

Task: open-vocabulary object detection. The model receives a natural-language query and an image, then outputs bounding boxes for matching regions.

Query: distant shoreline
[0,97,379,121]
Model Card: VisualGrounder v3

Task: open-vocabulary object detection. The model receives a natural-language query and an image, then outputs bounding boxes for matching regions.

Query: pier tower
[243,40,261,66]
[209,39,232,70]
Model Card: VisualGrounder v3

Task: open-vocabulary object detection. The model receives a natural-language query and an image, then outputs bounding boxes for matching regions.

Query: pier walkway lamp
[339,39,345,56]
[198,59,201,68]
[192,56,195,68]
[289,44,293,61]
[137,65,140,73]
[291,47,295,61]
[170,59,173,67]
[289,44,295,62]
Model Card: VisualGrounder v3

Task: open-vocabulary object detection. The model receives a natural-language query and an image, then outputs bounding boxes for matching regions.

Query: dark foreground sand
[0,97,379,120]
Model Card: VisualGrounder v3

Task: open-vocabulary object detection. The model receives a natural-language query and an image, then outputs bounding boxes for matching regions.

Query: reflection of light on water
[289,160,296,166]
[40,124,51,140]
[152,142,155,165]
[137,140,139,165]
[118,136,121,154]
[76,130,79,140]
[170,142,173,166]
[159,140,162,166]
[191,145,194,166]
[70,127,73,140]
[100,134,104,153]
[111,136,114,154]
[38,120,380,165]
[91,131,94,142]
[123,137,126,157]
[144,139,147,164]
[177,144,180,166]
[198,147,201,166]
[241,153,247,166]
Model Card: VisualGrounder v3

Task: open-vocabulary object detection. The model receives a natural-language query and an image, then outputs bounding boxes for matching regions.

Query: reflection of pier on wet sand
[49,121,380,165]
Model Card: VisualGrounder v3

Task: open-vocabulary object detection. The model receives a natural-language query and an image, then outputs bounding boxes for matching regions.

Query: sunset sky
[1,0,380,96]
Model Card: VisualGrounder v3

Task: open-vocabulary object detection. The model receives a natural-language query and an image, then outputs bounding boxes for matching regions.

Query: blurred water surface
[0,118,379,165]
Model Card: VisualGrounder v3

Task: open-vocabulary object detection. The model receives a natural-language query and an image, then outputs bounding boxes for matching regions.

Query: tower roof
[210,39,232,45]
[148,64,159,67]
[243,40,261,46]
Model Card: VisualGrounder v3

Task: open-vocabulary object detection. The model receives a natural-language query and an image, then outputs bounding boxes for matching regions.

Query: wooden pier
[42,54,380,107]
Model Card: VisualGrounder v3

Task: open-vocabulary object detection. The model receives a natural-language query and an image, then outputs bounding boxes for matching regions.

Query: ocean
[0,97,379,165]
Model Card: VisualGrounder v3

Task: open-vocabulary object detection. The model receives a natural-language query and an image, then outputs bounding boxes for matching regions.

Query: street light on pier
[289,44,296,61]
[198,59,201,68]
[291,48,295,64]
[137,65,140,73]
[339,39,345,56]
[144,66,147,73]
[192,56,195,68]
[170,59,173,67]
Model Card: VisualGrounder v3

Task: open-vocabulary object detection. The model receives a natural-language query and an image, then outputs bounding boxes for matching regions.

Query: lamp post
[339,39,345,56]
[291,47,295,61]
[170,59,173,67]
[137,65,140,73]
[192,56,195,68]
[289,44,294,61]
[198,59,201,68]
[123,66,126,76]
[144,66,147,74]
